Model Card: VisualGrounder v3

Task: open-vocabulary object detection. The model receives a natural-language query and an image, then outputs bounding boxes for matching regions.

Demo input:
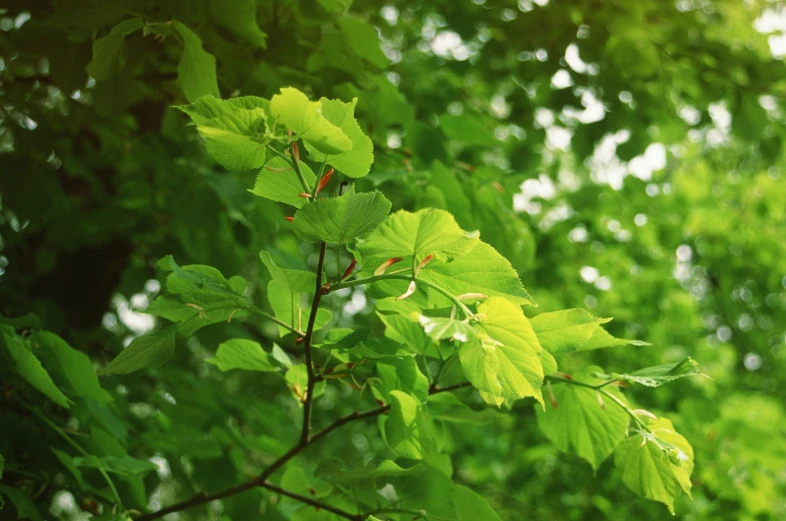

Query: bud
[547,381,558,409]
[316,168,335,195]
[266,166,292,172]
[284,216,294,222]
[456,292,488,301]
[374,257,404,276]
[396,280,417,300]
[596,390,605,410]
[414,254,434,275]
[342,259,357,280]
[298,192,311,199]
[292,142,300,162]
[633,409,658,420]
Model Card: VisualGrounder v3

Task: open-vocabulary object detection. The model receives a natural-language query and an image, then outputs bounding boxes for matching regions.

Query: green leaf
[315,458,423,484]
[285,364,325,402]
[613,417,694,513]
[0,485,43,521]
[269,87,352,155]
[145,293,248,336]
[173,22,220,102]
[439,113,497,147]
[374,357,429,403]
[451,484,503,521]
[595,358,703,387]
[209,0,267,48]
[34,331,111,405]
[417,314,475,343]
[293,191,391,244]
[252,157,317,207]
[385,391,424,459]
[530,309,611,354]
[0,453,4,479]
[378,311,431,355]
[208,338,277,372]
[3,333,70,408]
[580,325,650,351]
[536,369,629,469]
[337,17,389,69]
[86,18,143,80]
[176,96,271,170]
[51,449,85,487]
[259,250,323,335]
[459,297,544,407]
[101,326,177,375]
[74,454,158,476]
[420,241,536,307]
[356,208,479,273]
[426,393,495,425]
[305,97,374,178]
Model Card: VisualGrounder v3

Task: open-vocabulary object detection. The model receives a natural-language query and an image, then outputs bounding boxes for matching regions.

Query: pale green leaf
[459,297,544,407]
[3,333,70,408]
[305,97,374,178]
[252,157,316,207]
[378,312,431,355]
[101,326,177,375]
[173,22,220,102]
[86,18,143,80]
[176,95,270,170]
[209,0,267,48]
[614,417,694,513]
[270,87,352,155]
[530,309,611,354]
[417,314,475,343]
[420,241,536,307]
[580,325,650,351]
[34,331,111,405]
[536,368,629,469]
[451,484,503,521]
[385,391,424,459]
[74,454,157,476]
[595,357,703,387]
[208,339,277,372]
[293,191,391,244]
[356,209,479,274]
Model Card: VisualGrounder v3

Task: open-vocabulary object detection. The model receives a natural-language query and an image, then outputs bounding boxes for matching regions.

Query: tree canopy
[1,1,785,520]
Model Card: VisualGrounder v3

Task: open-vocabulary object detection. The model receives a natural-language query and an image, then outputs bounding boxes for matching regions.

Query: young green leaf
[252,157,317,207]
[86,18,143,80]
[536,368,629,469]
[269,87,352,155]
[356,208,479,272]
[419,241,536,307]
[2,333,70,408]
[208,339,278,372]
[173,22,220,102]
[595,357,703,387]
[34,331,111,405]
[530,309,612,354]
[579,325,650,350]
[459,297,544,407]
[176,96,271,170]
[305,97,374,178]
[209,0,267,48]
[384,391,425,459]
[74,454,158,476]
[101,325,178,375]
[614,417,694,513]
[293,191,391,244]
[337,17,390,69]
[451,484,503,521]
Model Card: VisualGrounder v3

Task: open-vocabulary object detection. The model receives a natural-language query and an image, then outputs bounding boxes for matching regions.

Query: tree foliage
[1,1,786,520]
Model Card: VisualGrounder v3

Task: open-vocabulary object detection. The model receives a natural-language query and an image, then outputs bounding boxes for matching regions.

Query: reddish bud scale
[298,192,311,199]
[374,256,404,276]
[316,168,335,195]
[342,259,357,280]
[292,142,300,162]
[415,254,435,274]
[284,216,294,222]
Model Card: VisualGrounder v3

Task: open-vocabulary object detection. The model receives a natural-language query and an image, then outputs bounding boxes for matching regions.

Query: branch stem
[300,242,327,444]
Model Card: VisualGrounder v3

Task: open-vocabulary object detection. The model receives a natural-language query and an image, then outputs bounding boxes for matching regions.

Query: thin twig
[301,242,327,444]
[261,482,363,520]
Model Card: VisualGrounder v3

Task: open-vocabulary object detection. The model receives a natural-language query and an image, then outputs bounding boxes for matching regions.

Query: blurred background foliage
[1,0,785,519]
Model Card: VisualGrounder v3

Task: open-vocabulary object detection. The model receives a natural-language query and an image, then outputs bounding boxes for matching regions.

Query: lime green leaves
[252,157,316,208]
[293,191,391,245]
[614,417,694,512]
[536,370,629,470]
[208,339,277,372]
[305,98,374,178]
[101,325,177,375]
[595,358,704,387]
[270,87,352,155]
[530,309,612,354]
[459,297,544,407]
[86,18,143,80]
[176,96,271,171]
[173,22,220,102]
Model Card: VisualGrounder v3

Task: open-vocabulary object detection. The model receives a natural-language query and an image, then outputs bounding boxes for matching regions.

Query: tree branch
[133,382,475,521]
[301,241,327,444]
[261,482,363,520]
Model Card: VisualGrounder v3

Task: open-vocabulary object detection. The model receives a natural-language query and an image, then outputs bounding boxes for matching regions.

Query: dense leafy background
[1,0,786,520]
